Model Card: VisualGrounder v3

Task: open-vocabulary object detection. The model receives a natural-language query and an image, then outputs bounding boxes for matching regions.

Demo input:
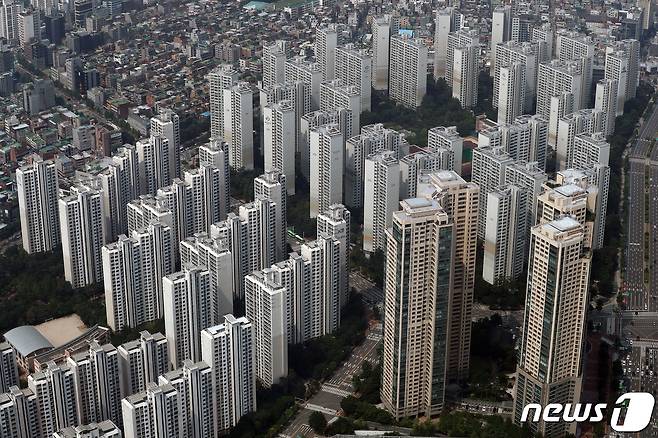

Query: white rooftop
[550,216,581,232]
[555,184,585,197]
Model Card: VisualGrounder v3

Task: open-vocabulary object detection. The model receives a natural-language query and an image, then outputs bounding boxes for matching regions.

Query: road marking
[321,384,352,397]
[305,403,338,415]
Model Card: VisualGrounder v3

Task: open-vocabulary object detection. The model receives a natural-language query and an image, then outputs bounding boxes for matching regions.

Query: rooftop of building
[4,326,53,357]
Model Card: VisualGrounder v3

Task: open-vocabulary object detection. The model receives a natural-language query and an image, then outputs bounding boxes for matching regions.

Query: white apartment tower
[389,35,428,108]
[0,386,38,438]
[483,185,528,284]
[100,145,140,240]
[299,109,350,181]
[381,198,454,419]
[427,126,464,175]
[345,124,408,208]
[310,124,344,218]
[316,24,338,81]
[59,184,107,289]
[434,7,463,79]
[515,115,549,169]
[103,222,174,332]
[301,236,342,337]
[262,40,287,88]
[209,215,248,299]
[208,64,239,141]
[126,196,174,243]
[198,139,230,219]
[244,270,288,387]
[179,233,233,323]
[363,150,400,253]
[258,226,345,345]
[536,60,583,125]
[121,382,181,438]
[605,40,640,103]
[556,31,595,108]
[163,265,213,368]
[160,162,230,241]
[118,331,169,398]
[0,0,21,42]
[259,81,310,156]
[618,39,640,100]
[371,16,391,90]
[490,5,512,77]
[556,108,606,170]
[0,343,17,394]
[572,133,610,249]
[447,29,479,108]
[504,161,548,239]
[254,171,288,262]
[639,0,655,30]
[239,197,278,273]
[604,49,629,116]
[497,63,525,124]
[493,41,538,113]
[285,56,323,110]
[200,315,256,435]
[208,196,277,301]
[572,133,610,173]
[67,342,122,427]
[471,146,515,238]
[224,82,254,170]
[400,149,454,199]
[335,44,372,112]
[317,204,351,308]
[136,136,171,196]
[150,109,181,179]
[319,79,361,139]
[28,363,78,436]
[594,78,618,136]
[513,218,591,438]
[16,158,60,254]
[263,100,296,195]
[17,8,39,46]
[158,360,213,438]
[531,24,554,62]
[479,116,548,170]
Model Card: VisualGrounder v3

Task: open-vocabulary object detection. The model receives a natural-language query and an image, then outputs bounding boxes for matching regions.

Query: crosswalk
[279,424,313,438]
[321,384,352,397]
[305,403,338,416]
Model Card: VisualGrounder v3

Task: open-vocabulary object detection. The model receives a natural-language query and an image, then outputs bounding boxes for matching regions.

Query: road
[624,101,658,311]
[619,98,658,437]
[349,272,383,307]
[649,144,658,312]
[281,272,383,438]
[618,339,658,437]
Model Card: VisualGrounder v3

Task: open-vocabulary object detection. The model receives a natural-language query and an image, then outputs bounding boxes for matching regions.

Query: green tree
[309,411,327,434]
[325,417,355,435]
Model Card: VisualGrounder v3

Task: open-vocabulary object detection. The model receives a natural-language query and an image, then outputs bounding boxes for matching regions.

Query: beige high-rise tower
[513,217,591,438]
[381,198,454,419]
[418,171,479,383]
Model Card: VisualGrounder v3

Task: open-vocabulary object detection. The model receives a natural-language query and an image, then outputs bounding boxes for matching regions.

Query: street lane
[625,101,658,310]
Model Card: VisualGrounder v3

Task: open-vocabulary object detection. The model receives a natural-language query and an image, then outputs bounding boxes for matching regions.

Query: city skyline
[0,0,654,436]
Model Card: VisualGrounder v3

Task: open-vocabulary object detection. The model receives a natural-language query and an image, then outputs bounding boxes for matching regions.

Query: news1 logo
[520,392,655,432]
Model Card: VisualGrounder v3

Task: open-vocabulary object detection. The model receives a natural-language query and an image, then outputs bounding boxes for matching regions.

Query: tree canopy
[0,246,105,333]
